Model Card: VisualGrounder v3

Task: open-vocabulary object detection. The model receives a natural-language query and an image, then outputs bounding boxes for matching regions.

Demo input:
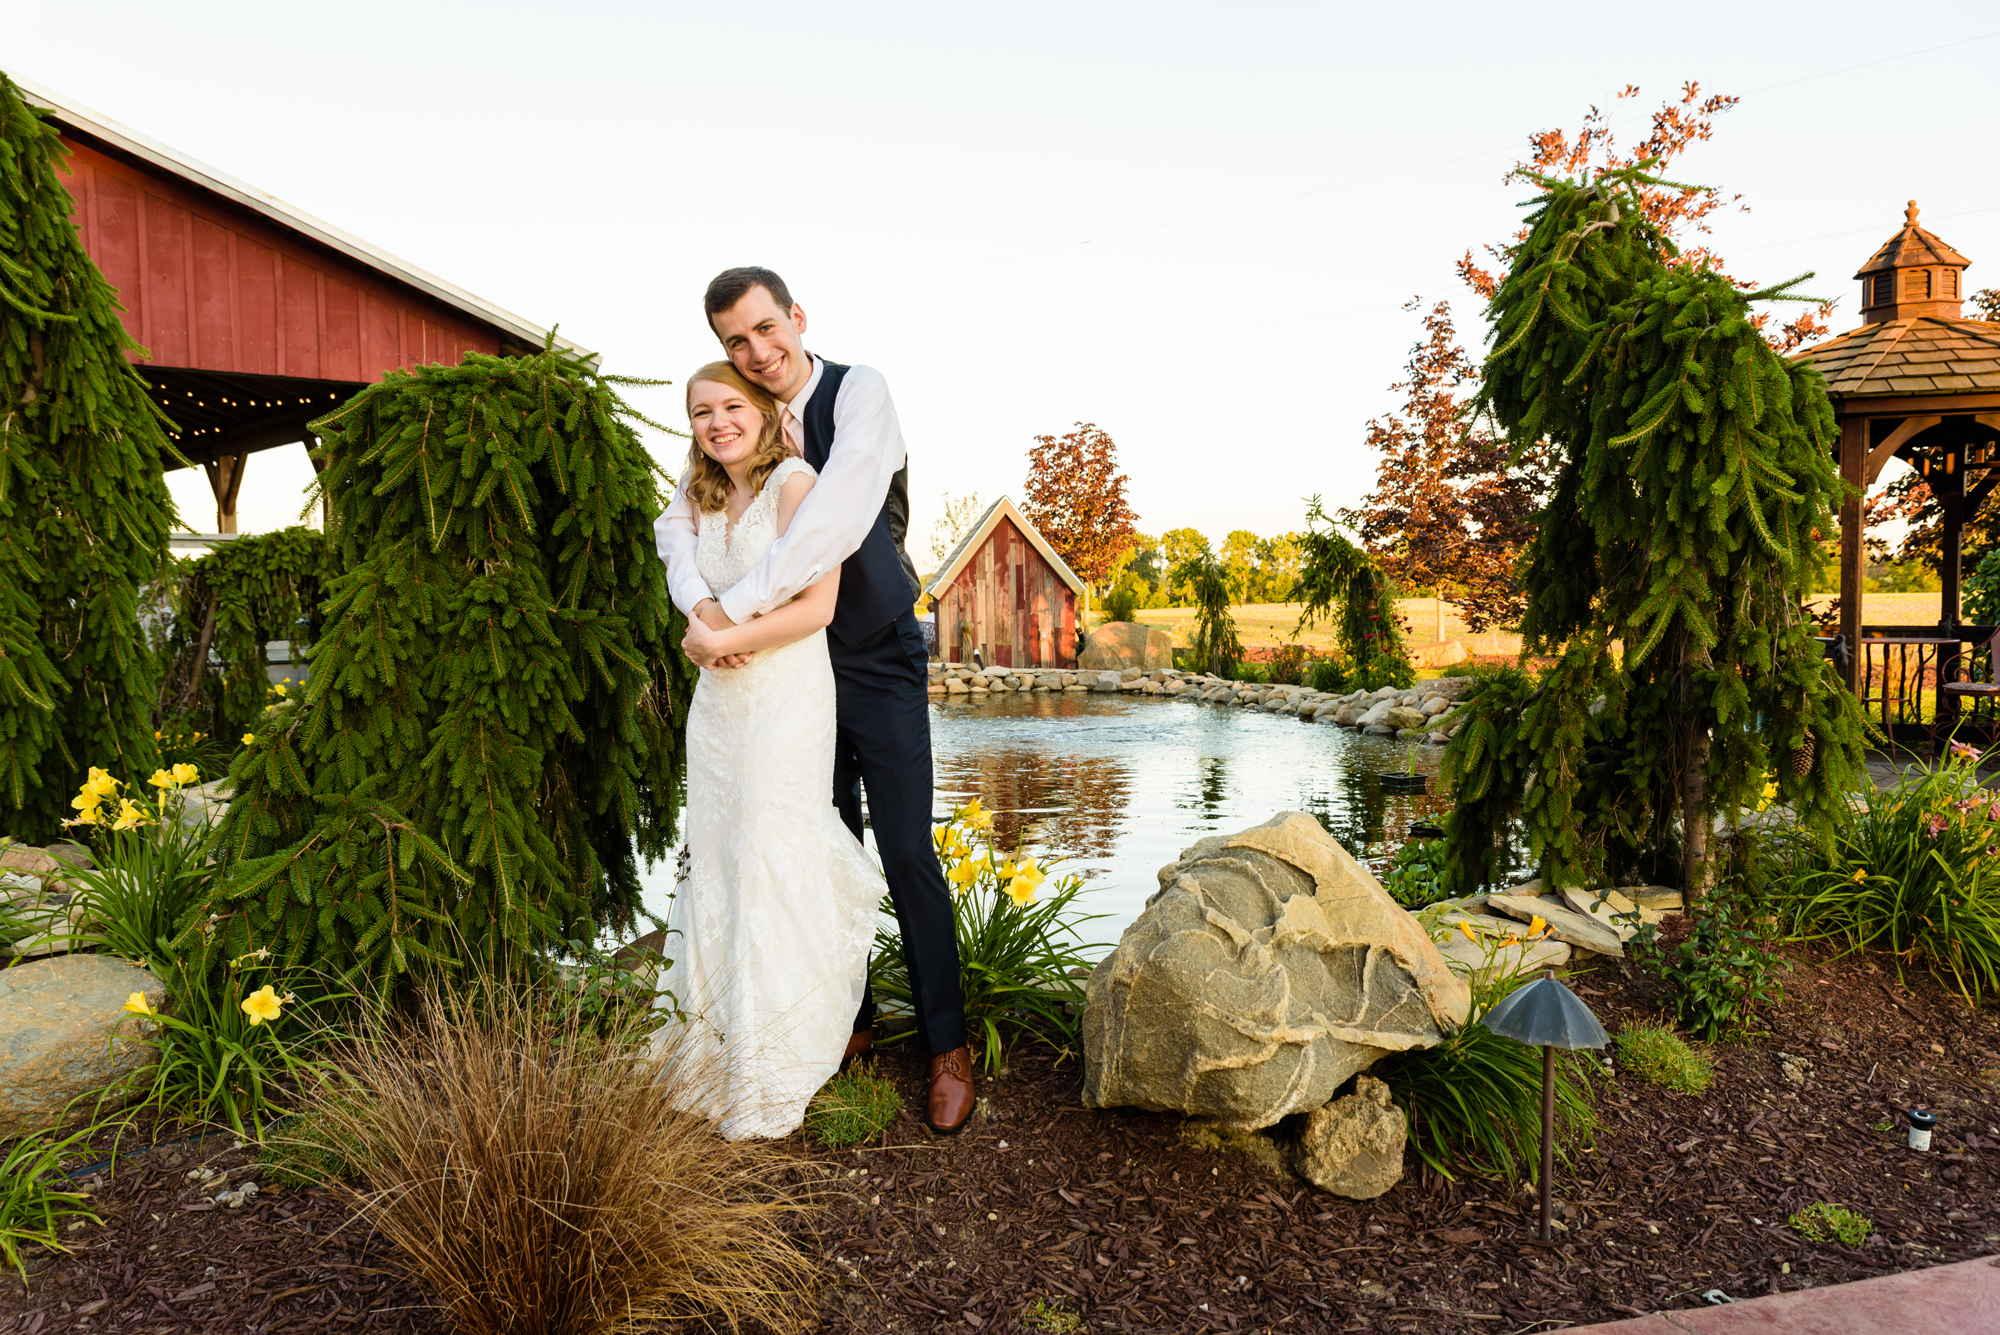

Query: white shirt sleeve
[716,364,906,623]
[653,476,717,618]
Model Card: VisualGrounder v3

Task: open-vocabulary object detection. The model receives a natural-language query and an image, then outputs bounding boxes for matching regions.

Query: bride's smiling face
[688,379,767,474]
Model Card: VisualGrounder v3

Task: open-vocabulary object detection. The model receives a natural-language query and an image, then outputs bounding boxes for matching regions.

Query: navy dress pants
[828,611,967,1056]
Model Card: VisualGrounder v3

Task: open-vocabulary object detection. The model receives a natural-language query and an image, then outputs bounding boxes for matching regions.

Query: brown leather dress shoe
[841,1029,874,1071]
[926,1046,977,1134]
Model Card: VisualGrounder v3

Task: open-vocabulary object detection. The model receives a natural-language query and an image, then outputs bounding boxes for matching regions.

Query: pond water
[636,693,1459,957]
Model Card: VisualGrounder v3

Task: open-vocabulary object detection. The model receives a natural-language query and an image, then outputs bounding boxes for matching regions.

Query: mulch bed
[4,938,1996,1335]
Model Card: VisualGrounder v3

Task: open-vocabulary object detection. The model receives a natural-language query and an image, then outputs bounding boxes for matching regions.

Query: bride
[653,361,882,1140]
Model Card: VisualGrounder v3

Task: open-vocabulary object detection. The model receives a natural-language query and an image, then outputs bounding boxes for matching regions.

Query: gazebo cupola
[1855,201,1971,323]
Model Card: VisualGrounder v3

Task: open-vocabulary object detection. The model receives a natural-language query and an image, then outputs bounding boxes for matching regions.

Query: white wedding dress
[654,458,883,1140]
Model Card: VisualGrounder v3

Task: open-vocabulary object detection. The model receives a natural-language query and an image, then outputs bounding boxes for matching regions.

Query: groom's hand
[685,601,754,669]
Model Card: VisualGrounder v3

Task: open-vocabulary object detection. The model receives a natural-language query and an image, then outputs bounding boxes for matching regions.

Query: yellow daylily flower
[123,992,156,1017]
[242,733,257,746]
[960,798,993,831]
[946,857,981,891]
[171,763,199,785]
[110,798,150,831]
[70,789,103,816]
[1527,915,1547,938]
[81,767,121,799]
[1005,876,1039,907]
[154,730,164,741]
[1851,868,1868,883]
[1458,920,1479,942]
[241,985,286,1026]
[148,768,175,790]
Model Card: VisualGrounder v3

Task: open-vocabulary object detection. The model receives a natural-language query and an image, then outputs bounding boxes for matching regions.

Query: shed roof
[923,497,1087,600]
[17,75,575,358]
[1792,316,2000,399]
[1855,201,1971,278]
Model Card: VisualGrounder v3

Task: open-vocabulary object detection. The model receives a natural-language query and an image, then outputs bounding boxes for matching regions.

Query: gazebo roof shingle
[1792,316,2000,398]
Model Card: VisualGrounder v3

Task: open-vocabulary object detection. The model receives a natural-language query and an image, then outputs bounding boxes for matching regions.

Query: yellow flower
[193,732,204,741]
[123,992,156,1017]
[172,763,199,785]
[1527,914,1547,939]
[1851,868,1868,883]
[69,789,103,819]
[148,768,175,790]
[110,798,150,831]
[154,730,163,741]
[81,767,121,799]
[241,985,285,1026]
[932,825,967,860]
[1459,920,1478,942]
[1005,857,1044,905]
[946,857,981,891]
[1005,876,1039,907]
[961,798,993,831]
[242,733,257,746]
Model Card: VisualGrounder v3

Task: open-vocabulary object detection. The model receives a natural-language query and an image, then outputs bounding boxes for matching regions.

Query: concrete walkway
[1562,1255,2000,1334]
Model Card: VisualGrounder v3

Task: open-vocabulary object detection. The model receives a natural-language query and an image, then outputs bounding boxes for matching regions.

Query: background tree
[927,490,983,570]
[1455,166,1869,908]
[1021,421,1139,588]
[1160,527,1209,604]
[1293,500,1413,690]
[1170,546,1243,677]
[0,74,180,842]
[1340,301,1556,631]
[207,340,694,998]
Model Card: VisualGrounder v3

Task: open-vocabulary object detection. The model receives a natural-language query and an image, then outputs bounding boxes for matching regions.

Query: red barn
[20,76,568,532]
[926,498,1087,668]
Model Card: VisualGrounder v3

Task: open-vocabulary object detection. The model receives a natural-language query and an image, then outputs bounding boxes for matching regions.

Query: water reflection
[927,693,1463,948]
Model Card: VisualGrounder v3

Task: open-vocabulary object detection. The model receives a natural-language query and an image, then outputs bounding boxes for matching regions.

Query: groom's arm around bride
[652,267,976,1135]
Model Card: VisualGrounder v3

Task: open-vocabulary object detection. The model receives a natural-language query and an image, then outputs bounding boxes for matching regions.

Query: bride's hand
[683,618,753,669]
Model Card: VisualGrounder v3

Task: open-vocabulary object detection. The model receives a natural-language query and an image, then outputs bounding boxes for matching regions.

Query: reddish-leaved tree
[1021,422,1139,588]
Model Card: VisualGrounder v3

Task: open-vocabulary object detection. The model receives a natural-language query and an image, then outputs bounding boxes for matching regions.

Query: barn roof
[18,75,574,358]
[923,497,1087,600]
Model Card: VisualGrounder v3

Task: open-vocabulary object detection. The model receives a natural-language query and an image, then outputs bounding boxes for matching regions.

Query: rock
[1421,696,1451,716]
[1363,725,1396,736]
[1425,676,1475,700]
[1080,622,1173,671]
[1434,931,1571,981]
[1366,686,1402,703]
[1779,1052,1813,1087]
[1627,886,1685,912]
[1383,707,1428,731]
[1121,667,1145,681]
[946,679,969,695]
[1484,893,1624,958]
[1333,705,1362,726]
[1083,812,1469,1129]
[1090,671,1122,692]
[0,846,61,879]
[1292,1075,1406,1199]
[0,954,165,1138]
[1557,886,1672,936]
[1357,701,1395,727]
[43,843,93,872]
[1410,638,1469,669]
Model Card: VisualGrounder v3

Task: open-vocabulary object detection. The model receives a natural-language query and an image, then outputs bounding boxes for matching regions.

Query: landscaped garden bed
[3,932,1993,1335]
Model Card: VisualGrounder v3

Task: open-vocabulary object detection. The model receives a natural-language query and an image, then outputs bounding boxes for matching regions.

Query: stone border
[926,664,1476,743]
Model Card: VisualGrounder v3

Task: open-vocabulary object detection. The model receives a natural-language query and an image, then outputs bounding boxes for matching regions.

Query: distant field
[1107,591,1949,653]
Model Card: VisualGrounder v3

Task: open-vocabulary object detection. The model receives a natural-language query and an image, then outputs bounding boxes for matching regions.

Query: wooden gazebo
[1793,202,2000,743]
[20,77,570,532]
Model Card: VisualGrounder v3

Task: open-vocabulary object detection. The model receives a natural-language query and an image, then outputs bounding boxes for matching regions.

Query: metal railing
[1855,625,1998,748]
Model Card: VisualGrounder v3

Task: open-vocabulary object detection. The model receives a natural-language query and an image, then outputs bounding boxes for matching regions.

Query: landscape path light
[1480,969,1608,1242]
[1906,1108,1936,1152]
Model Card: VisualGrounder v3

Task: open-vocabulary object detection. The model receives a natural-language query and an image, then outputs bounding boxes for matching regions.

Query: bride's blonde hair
[683,361,793,514]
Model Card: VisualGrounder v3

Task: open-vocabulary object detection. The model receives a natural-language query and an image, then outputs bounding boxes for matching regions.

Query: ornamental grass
[298,984,818,1335]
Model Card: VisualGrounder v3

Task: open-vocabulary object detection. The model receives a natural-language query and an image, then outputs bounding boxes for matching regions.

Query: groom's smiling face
[711,284,811,403]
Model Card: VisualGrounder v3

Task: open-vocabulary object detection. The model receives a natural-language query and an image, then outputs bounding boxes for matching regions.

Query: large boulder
[1080,621,1173,671]
[1083,812,1470,1129]
[0,954,165,1137]
[1292,1075,1406,1199]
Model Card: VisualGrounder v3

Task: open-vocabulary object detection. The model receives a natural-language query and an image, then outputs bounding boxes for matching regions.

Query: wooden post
[1838,415,1867,694]
[202,450,249,534]
[1940,444,1964,630]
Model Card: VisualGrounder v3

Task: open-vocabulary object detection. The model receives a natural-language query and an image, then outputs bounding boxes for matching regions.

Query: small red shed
[925,498,1088,668]
[19,76,570,532]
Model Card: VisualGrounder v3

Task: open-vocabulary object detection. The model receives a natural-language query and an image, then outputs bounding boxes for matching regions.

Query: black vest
[798,359,923,647]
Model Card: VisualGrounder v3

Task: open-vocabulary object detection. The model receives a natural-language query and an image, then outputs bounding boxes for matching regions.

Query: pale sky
[13,2,1998,555]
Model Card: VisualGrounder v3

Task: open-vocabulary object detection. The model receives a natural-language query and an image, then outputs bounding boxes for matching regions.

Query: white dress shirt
[654,355,908,625]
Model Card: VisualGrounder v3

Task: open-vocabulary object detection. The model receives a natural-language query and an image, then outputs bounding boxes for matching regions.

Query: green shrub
[872,801,1106,1074]
[1103,587,1139,623]
[1630,874,1787,1042]
[1266,643,1309,686]
[0,1126,102,1282]
[1307,658,1350,693]
[1789,1201,1871,1246]
[803,1065,901,1148]
[1779,747,2000,1005]
[1374,966,1597,1183]
[1229,662,1269,684]
[1615,1025,1712,1094]
[1382,838,1449,909]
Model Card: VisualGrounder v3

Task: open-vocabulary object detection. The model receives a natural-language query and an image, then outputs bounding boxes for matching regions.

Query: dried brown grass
[299,985,819,1335]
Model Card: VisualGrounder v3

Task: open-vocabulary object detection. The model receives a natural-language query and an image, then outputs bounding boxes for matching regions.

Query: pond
[636,693,1462,956]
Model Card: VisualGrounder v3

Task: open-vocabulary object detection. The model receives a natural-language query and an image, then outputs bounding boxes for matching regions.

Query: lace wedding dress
[654,458,882,1139]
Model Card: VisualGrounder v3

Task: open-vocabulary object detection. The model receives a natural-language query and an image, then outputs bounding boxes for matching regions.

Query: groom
[655,266,976,1135]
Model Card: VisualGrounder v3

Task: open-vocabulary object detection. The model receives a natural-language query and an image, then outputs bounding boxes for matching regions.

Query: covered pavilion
[1791,202,2000,745]
[20,77,571,533]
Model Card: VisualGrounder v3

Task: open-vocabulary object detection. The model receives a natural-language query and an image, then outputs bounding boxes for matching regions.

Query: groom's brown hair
[704,267,795,331]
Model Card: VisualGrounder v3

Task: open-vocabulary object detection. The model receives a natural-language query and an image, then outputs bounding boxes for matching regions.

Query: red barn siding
[56,138,498,379]
[935,515,1078,668]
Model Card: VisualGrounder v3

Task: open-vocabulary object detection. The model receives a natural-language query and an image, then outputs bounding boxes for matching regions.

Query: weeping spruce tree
[208,342,695,995]
[0,74,177,842]
[1441,167,1869,908]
